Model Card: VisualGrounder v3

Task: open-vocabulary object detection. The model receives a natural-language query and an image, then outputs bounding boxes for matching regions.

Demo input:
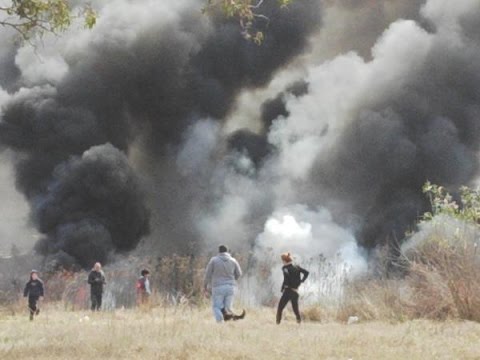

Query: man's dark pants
[91,291,102,311]
[28,296,39,320]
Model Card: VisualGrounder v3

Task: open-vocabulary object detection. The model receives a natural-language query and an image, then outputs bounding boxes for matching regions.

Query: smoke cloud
[0,0,322,267]
[252,205,366,302]
[198,0,480,278]
[0,151,35,256]
[305,3,480,249]
[0,0,479,282]
[32,144,150,268]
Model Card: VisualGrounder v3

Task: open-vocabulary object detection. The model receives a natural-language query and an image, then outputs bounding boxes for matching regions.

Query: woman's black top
[281,263,309,291]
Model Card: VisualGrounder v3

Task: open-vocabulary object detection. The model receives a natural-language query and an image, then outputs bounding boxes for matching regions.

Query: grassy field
[1,305,480,359]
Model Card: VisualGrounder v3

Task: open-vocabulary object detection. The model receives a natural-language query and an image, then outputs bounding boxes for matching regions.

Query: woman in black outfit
[276,252,309,324]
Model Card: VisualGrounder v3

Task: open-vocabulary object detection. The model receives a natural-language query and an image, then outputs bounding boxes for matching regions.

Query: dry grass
[3,216,480,359]
[404,233,480,321]
[336,279,412,323]
[332,219,480,324]
[1,305,480,359]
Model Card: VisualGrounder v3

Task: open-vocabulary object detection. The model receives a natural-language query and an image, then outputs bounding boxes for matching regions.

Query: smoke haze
[0,0,479,277]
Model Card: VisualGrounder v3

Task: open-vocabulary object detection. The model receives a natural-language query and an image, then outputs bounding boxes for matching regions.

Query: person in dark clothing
[23,270,44,321]
[276,252,309,324]
[88,262,106,311]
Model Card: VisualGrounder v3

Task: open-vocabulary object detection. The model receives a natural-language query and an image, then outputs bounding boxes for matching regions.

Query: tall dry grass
[332,218,480,324]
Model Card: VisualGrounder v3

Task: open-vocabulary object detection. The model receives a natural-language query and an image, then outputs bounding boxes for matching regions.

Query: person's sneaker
[29,314,34,321]
[35,309,40,315]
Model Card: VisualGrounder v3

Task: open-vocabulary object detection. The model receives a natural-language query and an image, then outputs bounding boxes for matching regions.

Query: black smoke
[311,17,480,249]
[261,80,309,130]
[226,80,309,169]
[0,0,322,266]
[32,144,150,268]
[227,129,274,168]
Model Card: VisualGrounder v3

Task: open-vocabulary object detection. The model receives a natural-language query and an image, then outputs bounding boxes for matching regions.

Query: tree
[203,0,294,44]
[422,181,480,224]
[1,1,291,43]
[0,0,96,40]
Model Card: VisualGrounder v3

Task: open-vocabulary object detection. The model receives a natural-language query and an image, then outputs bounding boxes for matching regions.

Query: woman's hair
[281,252,293,263]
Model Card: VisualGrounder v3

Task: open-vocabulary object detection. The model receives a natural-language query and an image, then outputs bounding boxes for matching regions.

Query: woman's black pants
[276,288,301,324]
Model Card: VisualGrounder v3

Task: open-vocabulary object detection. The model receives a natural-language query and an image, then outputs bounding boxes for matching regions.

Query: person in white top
[136,269,152,305]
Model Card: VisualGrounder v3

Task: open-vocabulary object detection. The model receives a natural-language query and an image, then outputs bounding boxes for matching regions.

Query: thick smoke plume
[196,0,480,274]
[1,0,480,282]
[33,144,150,268]
[303,1,480,249]
[0,0,322,267]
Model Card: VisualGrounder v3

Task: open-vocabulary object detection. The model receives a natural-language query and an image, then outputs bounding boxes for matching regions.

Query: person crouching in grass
[23,270,44,321]
[276,253,309,324]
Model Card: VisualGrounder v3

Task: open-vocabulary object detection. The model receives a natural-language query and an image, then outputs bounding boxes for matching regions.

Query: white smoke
[402,214,480,254]
[211,0,480,305]
[269,19,433,184]
[176,119,220,177]
[0,151,38,256]
[14,42,69,86]
[421,0,478,29]
[196,153,271,251]
[256,205,363,264]
[248,205,366,304]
